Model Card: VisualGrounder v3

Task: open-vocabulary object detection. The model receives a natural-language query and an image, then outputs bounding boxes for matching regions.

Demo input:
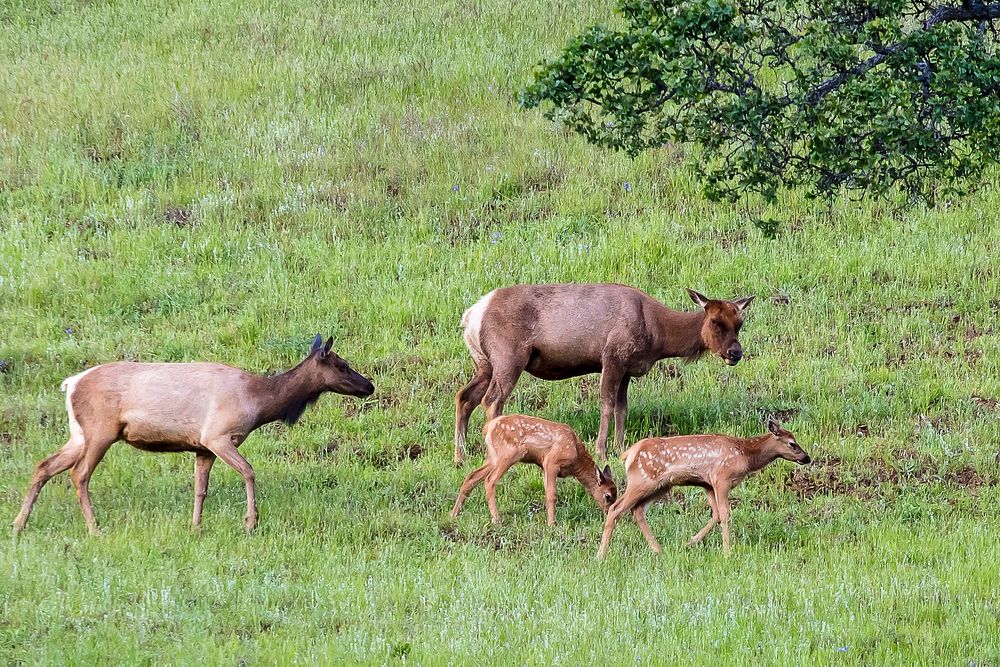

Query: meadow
[2,0,1000,663]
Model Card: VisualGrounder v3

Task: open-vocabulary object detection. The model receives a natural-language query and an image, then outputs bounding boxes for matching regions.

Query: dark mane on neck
[253,355,327,429]
[278,393,322,426]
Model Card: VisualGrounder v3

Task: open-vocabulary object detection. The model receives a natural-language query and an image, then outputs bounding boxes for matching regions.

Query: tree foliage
[521,1,1000,203]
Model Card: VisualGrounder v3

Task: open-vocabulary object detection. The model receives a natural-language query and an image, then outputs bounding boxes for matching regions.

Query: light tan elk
[451,414,618,526]
[598,417,810,558]
[13,335,374,534]
[454,284,754,465]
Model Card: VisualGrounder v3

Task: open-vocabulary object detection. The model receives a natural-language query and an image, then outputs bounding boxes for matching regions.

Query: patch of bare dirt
[770,293,791,306]
[767,407,800,423]
[783,452,994,499]
[351,443,425,468]
[162,205,193,227]
[972,395,998,411]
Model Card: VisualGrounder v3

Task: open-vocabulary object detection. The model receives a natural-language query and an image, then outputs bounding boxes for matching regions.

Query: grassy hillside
[2,0,999,663]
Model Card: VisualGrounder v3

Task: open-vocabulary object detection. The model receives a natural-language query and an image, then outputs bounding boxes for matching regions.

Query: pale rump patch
[461,290,496,366]
[62,366,99,445]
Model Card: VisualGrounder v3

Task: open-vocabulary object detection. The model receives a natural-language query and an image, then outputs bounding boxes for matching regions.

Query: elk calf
[598,418,810,557]
[13,335,374,535]
[451,415,618,526]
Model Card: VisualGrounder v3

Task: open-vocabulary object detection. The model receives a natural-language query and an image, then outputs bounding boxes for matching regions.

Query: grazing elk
[450,414,617,526]
[597,417,811,558]
[13,335,374,535]
[454,284,754,465]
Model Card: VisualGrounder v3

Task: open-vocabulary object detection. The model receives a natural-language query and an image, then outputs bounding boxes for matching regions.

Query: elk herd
[13,283,812,557]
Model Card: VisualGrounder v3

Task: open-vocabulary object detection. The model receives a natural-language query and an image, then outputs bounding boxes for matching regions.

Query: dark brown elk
[597,417,810,558]
[450,414,617,526]
[13,335,374,534]
[454,284,754,465]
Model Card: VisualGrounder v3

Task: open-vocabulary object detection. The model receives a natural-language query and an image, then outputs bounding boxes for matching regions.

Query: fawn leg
[451,462,493,517]
[688,486,720,546]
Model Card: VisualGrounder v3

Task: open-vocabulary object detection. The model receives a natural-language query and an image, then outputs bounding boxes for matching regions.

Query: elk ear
[601,464,613,482]
[734,295,755,312]
[766,416,782,435]
[317,336,335,360]
[687,288,710,309]
[310,334,323,354]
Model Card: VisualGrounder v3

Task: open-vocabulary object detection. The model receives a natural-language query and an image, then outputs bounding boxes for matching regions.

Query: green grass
[2,0,1000,663]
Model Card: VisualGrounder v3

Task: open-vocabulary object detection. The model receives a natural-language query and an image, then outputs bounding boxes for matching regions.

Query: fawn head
[594,464,618,511]
[766,417,811,464]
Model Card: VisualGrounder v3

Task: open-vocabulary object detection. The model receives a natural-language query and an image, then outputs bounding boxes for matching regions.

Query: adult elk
[454,284,754,464]
[13,335,374,534]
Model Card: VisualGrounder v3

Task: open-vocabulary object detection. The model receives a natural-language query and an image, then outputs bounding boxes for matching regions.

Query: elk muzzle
[724,345,743,365]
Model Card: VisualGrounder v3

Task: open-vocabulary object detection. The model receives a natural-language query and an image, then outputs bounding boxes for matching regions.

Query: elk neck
[734,434,781,472]
[566,444,601,488]
[252,358,328,428]
[651,307,708,360]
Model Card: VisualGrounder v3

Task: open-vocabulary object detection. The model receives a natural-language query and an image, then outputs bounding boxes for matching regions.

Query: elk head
[308,334,375,397]
[765,416,811,464]
[592,464,618,511]
[687,289,754,366]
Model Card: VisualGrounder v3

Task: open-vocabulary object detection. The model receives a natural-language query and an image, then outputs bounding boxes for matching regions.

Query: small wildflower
[64,328,75,336]
[835,647,849,653]
[452,184,459,192]
[624,181,632,193]
[490,231,502,244]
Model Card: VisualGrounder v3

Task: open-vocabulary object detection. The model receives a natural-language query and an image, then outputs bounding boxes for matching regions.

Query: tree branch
[802,2,1000,106]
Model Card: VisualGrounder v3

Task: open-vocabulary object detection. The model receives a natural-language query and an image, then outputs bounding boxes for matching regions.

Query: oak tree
[521,1,1000,203]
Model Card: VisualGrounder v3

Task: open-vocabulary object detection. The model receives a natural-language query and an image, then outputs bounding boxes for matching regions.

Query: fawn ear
[600,464,613,482]
[734,295,755,311]
[766,416,782,435]
[687,288,710,309]
[323,336,335,354]
[310,334,323,353]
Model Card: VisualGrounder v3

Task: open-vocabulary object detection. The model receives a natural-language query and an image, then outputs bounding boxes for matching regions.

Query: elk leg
[632,500,662,553]
[454,366,491,466]
[69,435,116,536]
[613,376,631,455]
[483,457,517,525]
[598,486,643,559]
[192,452,217,529]
[451,462,494,517]
[481,356,527,421]
[687,486,720,547]
[13,438,85,534]
[542,463,559,526]
[206,438,257,531]
[714,484,733,554]
[595,363,626,462]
